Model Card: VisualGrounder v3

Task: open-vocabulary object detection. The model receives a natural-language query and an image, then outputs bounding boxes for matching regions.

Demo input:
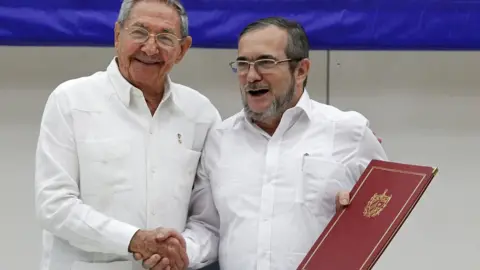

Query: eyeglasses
[125,27,182,48]
[229,58,294,74]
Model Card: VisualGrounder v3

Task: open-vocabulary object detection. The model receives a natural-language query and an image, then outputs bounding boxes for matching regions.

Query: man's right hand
[128,228,188,269]
[138,236,187,270]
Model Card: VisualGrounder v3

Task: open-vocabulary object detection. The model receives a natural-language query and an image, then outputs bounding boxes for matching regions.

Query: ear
[175,36,192,63]
[114,22,122,49]
[295,58,310,86]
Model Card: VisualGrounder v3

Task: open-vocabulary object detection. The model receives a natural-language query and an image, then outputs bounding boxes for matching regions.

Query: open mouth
[247,89,269,97]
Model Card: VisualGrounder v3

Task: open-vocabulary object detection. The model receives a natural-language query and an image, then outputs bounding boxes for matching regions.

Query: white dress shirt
[200,90,388,270]
[35,58,221,270]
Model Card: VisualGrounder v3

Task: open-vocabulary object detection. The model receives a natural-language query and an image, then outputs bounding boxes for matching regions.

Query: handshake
[128,227,189,270]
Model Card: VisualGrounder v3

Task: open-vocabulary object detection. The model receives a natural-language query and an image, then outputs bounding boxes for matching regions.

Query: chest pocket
[296,156,348,217]
[77,138,133,197]
[170,147,201,204]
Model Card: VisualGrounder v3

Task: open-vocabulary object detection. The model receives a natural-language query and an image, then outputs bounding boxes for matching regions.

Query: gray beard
[242,80,295,124]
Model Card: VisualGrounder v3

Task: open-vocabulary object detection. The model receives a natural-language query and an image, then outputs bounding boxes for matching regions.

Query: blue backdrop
[1,0,479,50]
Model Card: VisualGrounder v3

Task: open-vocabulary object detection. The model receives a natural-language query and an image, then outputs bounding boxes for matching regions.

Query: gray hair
[117,0,189,38]
[239,17,310,87]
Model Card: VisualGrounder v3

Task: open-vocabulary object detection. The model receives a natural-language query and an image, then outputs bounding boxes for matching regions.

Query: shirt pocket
[296,156,347,218]
[77,138,133,198]
[171,148,201,209]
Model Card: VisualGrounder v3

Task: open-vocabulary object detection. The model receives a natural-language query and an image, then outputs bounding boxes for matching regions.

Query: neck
[252,87,304,136]
[141,84,165,103]
[143,82,166,115]
[254,116,282,136]
[116,59,166,110]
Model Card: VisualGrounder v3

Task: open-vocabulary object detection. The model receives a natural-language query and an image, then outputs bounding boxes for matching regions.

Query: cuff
[185,237,199,268]
[108,220,140,256]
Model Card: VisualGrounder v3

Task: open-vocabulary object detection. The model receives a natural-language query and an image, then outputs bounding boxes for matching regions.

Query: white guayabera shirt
[199,90,388,270]
[35,58,221,270]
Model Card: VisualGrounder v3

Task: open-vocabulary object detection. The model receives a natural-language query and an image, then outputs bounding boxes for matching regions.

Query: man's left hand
[335,191,351,213]
[132,228,188,270]
[135,236,187,270]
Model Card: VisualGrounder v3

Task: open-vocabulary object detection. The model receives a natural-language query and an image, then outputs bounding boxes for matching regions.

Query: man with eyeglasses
[34,1,220,270]
[141,16,388,270]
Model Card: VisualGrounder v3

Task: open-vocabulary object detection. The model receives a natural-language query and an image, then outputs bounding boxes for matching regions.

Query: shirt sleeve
[34,90,139,255]
[345,118,389,183]
[181,111,221,269]
[350,125,389,179]
[334,111,389,187]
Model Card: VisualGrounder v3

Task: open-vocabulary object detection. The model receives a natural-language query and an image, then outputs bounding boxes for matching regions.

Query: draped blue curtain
[1,0,479,49]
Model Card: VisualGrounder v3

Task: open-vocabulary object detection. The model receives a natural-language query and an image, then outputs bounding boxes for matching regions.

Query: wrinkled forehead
[237,26,288,60]
[126,1,181,36]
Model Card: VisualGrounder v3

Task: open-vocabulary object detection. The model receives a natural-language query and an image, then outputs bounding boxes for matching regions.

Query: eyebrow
[130,22,176,35]
[161,28,175,34]
[131,22,148,28]
[236,54,277,61]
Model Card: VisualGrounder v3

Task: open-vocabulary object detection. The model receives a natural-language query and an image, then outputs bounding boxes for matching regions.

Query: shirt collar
[295,88,313,120]
[106,57,173,107]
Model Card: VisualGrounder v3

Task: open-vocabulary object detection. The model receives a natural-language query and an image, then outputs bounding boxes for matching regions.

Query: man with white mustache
[142,16,388,270]
[34,1,220,269]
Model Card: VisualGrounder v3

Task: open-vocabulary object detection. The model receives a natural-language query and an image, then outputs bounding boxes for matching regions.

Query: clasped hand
[126,191,350,270]
[129,228,188,270]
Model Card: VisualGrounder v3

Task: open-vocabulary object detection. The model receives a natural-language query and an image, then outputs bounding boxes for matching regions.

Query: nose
[141,35,159,56]
[246,64,261,83]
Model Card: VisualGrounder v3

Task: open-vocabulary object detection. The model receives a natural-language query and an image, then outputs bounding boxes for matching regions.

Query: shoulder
[53,70,106,97]
[310,101,373,155]
[200,110,244,171]
[171,82,220,124]
[202,110,243,150]
[208,110,244,136]
[311,101,370,137]
[45,71,108,111]
[311,100,368,124]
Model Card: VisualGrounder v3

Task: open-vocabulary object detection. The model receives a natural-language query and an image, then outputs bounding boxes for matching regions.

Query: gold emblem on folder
[363,189,392,218]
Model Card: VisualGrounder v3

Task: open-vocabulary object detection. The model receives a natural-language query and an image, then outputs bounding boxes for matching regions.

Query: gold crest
[363,189,392,218]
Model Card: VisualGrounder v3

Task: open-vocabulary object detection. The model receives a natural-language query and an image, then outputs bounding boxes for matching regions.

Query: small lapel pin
[177,133,182,144]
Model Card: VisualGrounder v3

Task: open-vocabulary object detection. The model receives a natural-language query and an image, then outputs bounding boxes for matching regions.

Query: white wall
[329,51,480,269]
[0,46,478,269]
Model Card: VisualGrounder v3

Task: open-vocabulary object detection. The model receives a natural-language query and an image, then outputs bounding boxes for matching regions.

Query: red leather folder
[297,159,438,270]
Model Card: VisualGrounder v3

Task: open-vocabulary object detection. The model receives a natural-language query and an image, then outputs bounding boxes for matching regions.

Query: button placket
[146,119,157,222]
[256,139,279,269]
